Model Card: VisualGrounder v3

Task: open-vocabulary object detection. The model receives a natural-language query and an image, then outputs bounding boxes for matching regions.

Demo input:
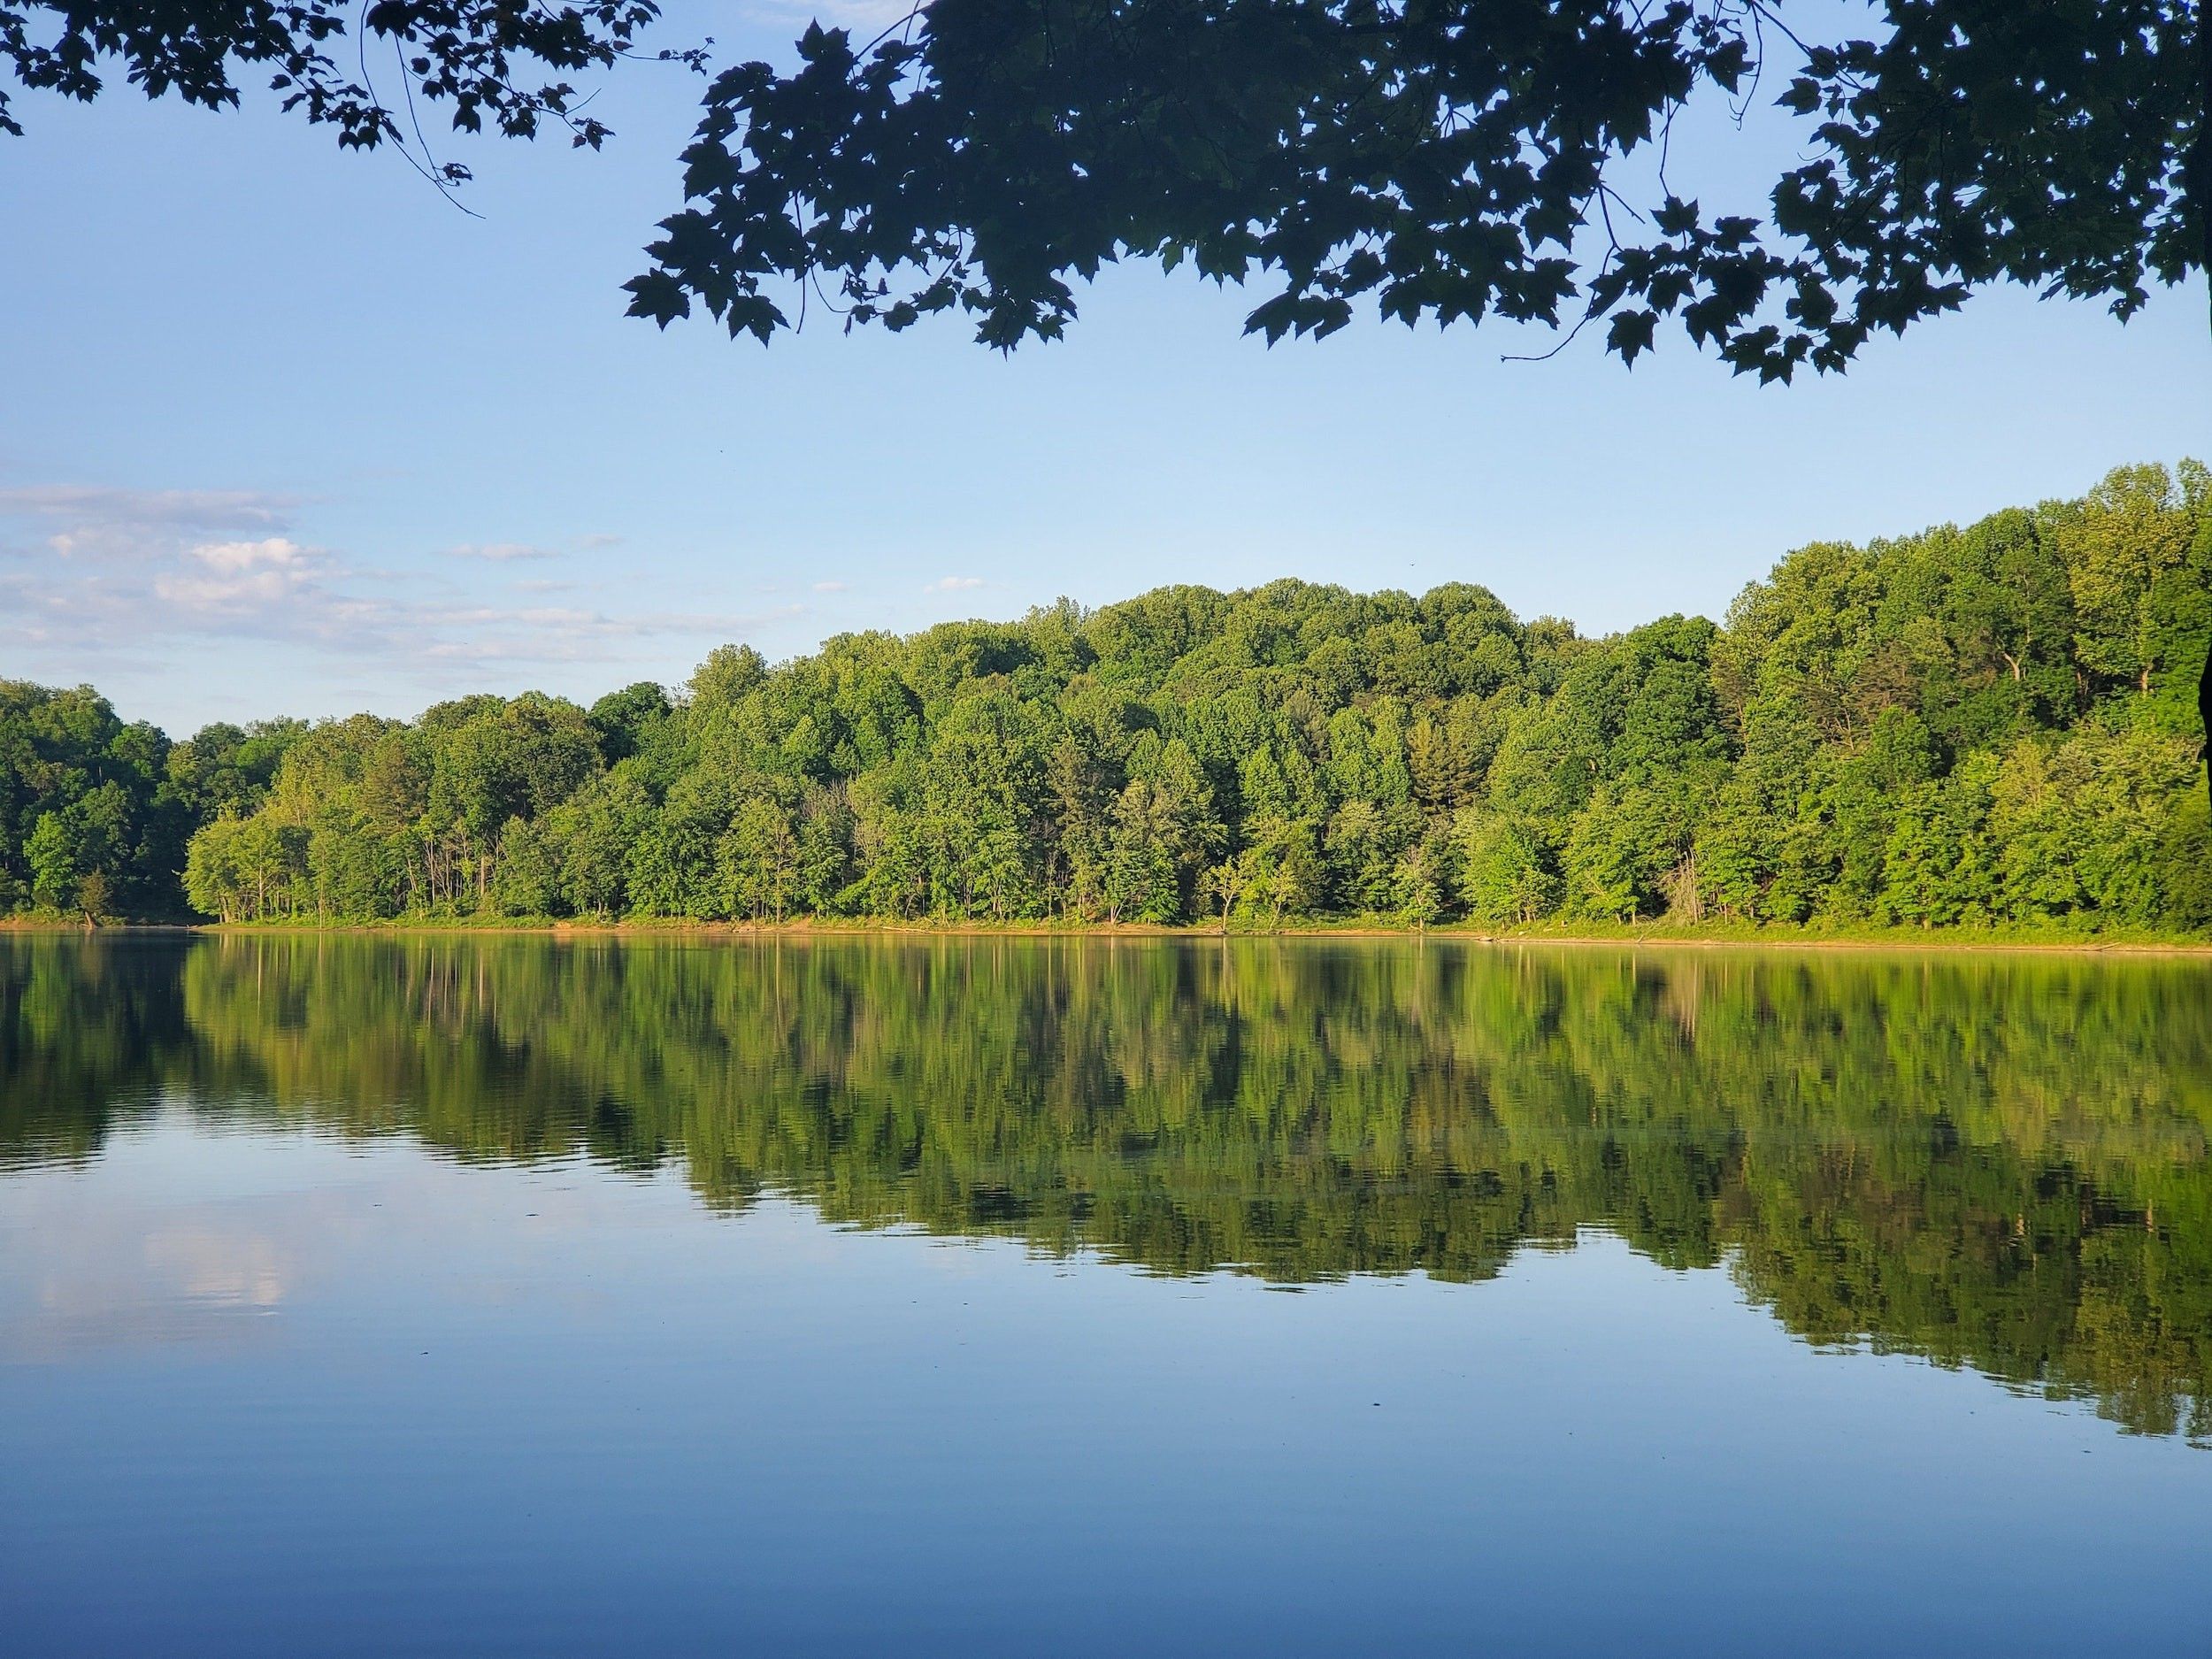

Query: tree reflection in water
[4,932,2206,1441]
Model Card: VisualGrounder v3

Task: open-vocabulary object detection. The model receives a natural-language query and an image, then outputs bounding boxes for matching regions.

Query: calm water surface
[2,933,2207,1655]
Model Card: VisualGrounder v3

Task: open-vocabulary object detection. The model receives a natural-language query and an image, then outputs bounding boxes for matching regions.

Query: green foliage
[626,2,2204,382]
[9,4,2198,388]
[4,465,2208,934]
[1455,810,1560,926]
[0,680,192,919]
[25,813,74,910]
[0,3,676,157]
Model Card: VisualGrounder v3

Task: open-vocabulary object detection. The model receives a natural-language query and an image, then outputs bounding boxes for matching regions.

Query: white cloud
[1,485,303,566]
[811,579,849,593]
[0,476,804,695]
[150,538,323,614]
[926,575,986,592]
[190,537,310,572]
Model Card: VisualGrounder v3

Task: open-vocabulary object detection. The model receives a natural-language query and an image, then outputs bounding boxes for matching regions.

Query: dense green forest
[5,934,2207,1440]
[4,462,2208,932]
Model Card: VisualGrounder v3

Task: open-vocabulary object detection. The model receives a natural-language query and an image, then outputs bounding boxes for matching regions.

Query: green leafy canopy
[4,4,2204,376]
[0,1,703,188]
[622,0,2208,383]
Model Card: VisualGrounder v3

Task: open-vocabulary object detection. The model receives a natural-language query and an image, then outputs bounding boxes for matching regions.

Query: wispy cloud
[189,537,311,573]
[0,485,303,566]
[154,537,326,613]
[812,579,849,593]
[926,575,985,592]
[442,541,558,562]
[411,604,803,664]
[0,480,796,687]
[0,484,298,535]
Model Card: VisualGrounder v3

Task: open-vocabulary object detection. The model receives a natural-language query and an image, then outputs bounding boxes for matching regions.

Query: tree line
[4,461,2208,933]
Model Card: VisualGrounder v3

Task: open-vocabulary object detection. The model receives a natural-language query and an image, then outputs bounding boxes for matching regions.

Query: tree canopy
[0,2,686,170]
[626,0,2209,382]
[5,4,2202,375]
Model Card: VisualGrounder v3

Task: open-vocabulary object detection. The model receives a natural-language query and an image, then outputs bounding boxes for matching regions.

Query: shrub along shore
[4,463,2208,937]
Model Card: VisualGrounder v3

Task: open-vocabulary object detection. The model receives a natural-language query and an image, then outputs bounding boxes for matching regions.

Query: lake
[2,933,2206,1655]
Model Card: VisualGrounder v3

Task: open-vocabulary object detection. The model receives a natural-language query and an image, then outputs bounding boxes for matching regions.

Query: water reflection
[4,932,2208,1440]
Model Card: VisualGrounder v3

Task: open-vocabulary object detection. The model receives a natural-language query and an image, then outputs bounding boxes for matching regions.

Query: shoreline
[9,916,2210,957]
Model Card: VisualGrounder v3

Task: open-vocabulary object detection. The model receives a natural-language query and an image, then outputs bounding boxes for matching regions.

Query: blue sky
[1,3,2205,736]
